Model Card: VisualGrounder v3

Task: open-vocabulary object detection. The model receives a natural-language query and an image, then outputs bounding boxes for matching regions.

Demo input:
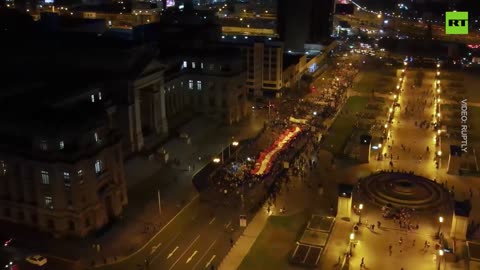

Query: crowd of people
[205,54,361,213]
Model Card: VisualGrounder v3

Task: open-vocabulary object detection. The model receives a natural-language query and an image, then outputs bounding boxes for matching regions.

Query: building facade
[0,92,127,237]
[163,48,248,125]
[222,38,283,96]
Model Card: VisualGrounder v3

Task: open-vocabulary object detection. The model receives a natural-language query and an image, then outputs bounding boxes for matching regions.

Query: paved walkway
[218,204,269,270]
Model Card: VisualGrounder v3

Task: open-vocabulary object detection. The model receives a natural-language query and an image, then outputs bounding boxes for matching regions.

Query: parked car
[26,255,47,266]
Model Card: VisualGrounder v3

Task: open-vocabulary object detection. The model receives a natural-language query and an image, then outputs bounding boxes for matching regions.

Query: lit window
[44,195,53,209]
[64,172,71,188]
[95,160,103,175]
[0,160,6,176]
[41,170,50,185]
[197,81,202,90]
[192,62,196,68]
[182,61,187,68]
[77,170,84,184]
[40,140,48,151]
[201,62,204,69]
[94,132,100,143]
[59,141,64,150]
[188,80,194,90]
[91,94,95,103]
[98,91,102,100]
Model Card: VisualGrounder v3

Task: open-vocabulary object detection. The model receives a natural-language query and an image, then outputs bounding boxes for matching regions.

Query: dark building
[0,87,127,237]
[277,0,335,51]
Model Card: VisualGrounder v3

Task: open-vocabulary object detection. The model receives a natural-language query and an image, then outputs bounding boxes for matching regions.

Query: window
[0,160,6,176]
[188,80,194,90]
[63,172,71,188]
[59,140,64,150]
[41,170,49,185]
[44,195,53,209]
[98,91,102,100]
[192,62,196,68]
[39,140,47,151]
[197,81,202,90]
[77,170,84,184]
[182,61,187,68]
[94,132,100,143]
[91,94,95,103]
[95,160,103,175]
[201,62,204,69]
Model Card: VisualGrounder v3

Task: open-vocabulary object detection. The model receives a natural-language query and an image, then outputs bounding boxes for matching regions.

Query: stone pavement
[318,220,354,270]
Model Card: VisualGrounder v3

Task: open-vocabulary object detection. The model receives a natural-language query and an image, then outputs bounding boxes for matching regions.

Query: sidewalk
[218,204,270,270]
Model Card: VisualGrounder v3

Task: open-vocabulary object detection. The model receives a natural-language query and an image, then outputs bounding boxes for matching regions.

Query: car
[25,255,47,266]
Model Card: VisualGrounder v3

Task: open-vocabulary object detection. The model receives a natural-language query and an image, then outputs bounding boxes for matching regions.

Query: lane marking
[150,243,162,255]
[205,255,216,269]
[168,235,200,270]
[209,217,216,225]
[186,250,198,263]
[192,240,218,270]
[151,231,182,263]
[167,246,179,259]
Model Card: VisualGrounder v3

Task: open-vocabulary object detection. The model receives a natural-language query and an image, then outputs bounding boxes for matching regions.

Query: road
[146,208,235,270]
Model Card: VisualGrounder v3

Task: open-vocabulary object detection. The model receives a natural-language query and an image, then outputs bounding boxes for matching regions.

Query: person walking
[360,257,365,268]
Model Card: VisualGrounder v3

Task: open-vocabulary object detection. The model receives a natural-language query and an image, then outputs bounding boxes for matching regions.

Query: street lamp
[232,141,239,161]
[213,157,221,163]
[437,249,444,270]
[437,216,444,237]
[349,233,355,255]
[358,204,363,224]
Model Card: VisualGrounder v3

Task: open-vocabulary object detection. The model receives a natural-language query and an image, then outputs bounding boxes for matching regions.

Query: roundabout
[361,172,450,210]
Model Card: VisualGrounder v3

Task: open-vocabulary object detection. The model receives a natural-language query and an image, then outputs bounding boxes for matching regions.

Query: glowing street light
[437,130,441,135]
[437,216,444,238]
[213,157,221,163]
[393,94,397,99]
[232,141,239,146]
[389,108,393,113]
[358,204,364,224]
[437,150,442,156]
[438,250,444,270]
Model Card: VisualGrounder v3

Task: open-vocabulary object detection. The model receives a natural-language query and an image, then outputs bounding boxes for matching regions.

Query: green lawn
[238,212,308,270]
[352,70,396,94]
[322,96,370,155]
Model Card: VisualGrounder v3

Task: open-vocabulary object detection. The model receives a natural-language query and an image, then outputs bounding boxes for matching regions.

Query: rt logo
[445,11,468,34]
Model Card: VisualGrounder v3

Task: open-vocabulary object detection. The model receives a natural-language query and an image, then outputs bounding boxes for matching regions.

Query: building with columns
[162,47,248,125]
[0,87,127,237]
